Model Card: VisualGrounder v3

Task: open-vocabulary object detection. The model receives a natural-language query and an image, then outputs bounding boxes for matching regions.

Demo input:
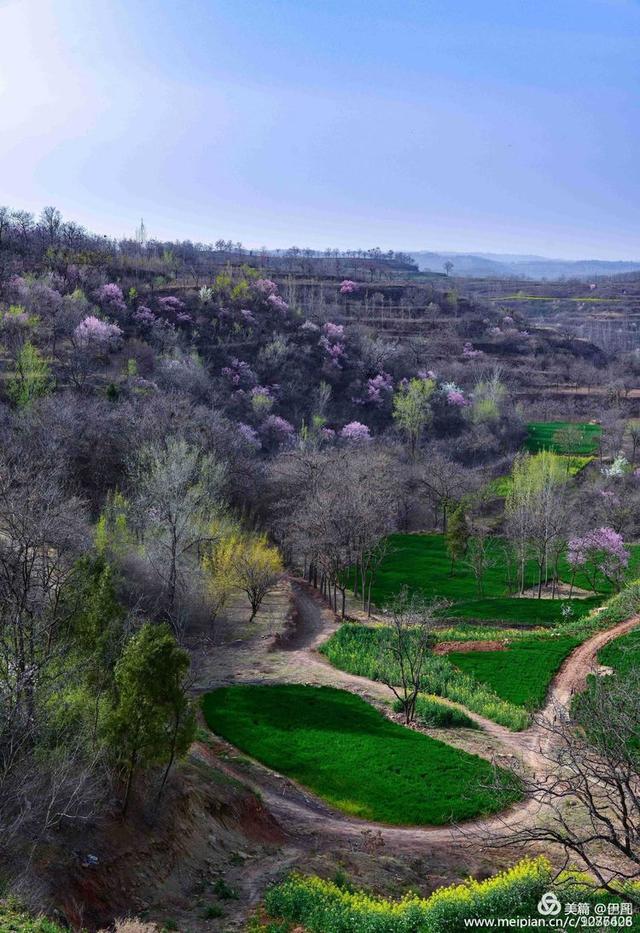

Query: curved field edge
[254,857,640,933]
[201,684,521,826]
[320,583,640,730]
[445,636,581,708]
[320,623,531,730]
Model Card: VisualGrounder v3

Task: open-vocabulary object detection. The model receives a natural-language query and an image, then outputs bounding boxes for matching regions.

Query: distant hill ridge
[409,251,640,281]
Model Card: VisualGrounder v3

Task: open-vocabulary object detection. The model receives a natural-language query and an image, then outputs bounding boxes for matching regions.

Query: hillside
[0,206,639,929]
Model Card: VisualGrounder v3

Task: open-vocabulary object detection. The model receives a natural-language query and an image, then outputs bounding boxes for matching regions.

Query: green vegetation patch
[362,531,636,610]
[358,532,609,612]
[447,636,580,708]
[0,901,66,932]
[598,628,640,674]
[366,533,514,607]
[202,684,520,824]
[445,595,600,627]
[489,455,593,498]
[395,694,478,729]
[321,624,530,730]
[525,421,601,455]
[258,858,639,933]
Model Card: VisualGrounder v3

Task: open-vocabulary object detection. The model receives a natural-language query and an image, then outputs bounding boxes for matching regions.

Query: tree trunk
[122,751,138,818]
[156,714,180,804]
[167,526,178,615]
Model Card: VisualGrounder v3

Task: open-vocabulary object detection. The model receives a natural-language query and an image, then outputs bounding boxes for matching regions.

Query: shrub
[112,923,160,933]
[0,900,67,932]
[586,579,640,629]
[394,695,478,729]
[213,878,239,900]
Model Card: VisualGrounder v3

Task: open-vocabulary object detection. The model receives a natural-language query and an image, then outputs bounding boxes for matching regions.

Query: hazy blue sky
[1,0,639,257]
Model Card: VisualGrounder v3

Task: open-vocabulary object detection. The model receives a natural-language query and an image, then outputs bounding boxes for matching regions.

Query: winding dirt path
[199,580,639,849]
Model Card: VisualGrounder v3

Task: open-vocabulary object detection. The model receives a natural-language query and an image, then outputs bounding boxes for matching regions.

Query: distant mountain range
[408,251,640,281]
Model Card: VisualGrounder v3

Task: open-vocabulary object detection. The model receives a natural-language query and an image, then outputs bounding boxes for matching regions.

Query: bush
[0,902,66,932]
[394,695,478,729]
[586,580,640,630]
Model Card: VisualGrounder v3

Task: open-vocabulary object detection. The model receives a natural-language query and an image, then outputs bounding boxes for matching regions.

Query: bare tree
[465,529,496,598]
[0,452,87,727]
[505,451,569,596]
[272,447,396,617]
[626,421,640,467]
[40,205,63,246]
[129,438,225,626]
[495,670,640,904]
[417,452,475,531]
[0,451,108,867]
[380,589,444,724]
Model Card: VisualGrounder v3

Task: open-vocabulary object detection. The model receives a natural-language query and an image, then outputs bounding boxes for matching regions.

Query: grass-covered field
[598,628,640,674]
[368,533,514,607]
[525,420,601,454]
[321,624,531,729]
[447,636,580,708]
[395,694,478,729]
[489,455,593,498]
[447,596,600,627]
[361,532,615,612]
[202,684,520,824]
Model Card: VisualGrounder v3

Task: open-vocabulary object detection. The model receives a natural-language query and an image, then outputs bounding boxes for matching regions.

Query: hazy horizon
[1,0,639,260]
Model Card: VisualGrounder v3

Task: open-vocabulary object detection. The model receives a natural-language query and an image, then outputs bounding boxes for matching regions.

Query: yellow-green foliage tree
[392,377,435,457]
[201,520,244,620]
[470,370,507,423]
[7,341,53,407]
[235,534,283,622]
[505,451,568,596]
[95,490,133,558]
[201,526,283,623]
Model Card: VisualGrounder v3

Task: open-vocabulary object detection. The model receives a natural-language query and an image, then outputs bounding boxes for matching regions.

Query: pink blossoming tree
[340,280,359,295]
[319,322,346,369]
[74,315,122,351]
[96,283,126,315]
[254,278,278,297]
[340,421,371,441]
[567,527,630,594]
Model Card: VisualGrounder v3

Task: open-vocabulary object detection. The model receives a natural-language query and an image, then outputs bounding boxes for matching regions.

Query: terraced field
[202,684,520,823]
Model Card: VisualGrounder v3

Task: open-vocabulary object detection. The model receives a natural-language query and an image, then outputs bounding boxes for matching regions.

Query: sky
[0,0,639,258]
